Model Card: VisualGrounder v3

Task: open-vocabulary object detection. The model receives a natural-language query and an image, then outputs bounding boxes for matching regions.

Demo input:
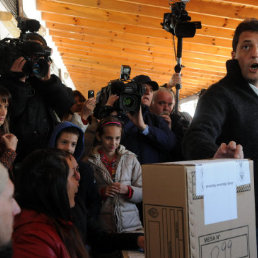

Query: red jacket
[12,209,71,258]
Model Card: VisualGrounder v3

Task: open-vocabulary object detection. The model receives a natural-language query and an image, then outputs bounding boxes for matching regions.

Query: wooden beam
[37,0,258,30]
[52,35,232,57]
[37,0,258,20]
[48,26,233,49]
[45,19,235,42]
[61,54,226,73]
[37,0,162,28]
[42,10,240,32]
[57,45,226,68]
[56,42,228,65]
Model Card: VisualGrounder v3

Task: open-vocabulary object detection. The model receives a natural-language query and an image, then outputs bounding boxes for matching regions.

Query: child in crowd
[88,116,143,233]
[0,86,17,174]
[48,121,101,219]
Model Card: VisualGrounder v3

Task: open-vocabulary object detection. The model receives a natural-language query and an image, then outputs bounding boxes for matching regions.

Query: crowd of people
[0,17,257,257]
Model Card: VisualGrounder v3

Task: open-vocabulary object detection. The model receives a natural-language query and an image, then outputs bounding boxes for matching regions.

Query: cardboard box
[142,159,257,258]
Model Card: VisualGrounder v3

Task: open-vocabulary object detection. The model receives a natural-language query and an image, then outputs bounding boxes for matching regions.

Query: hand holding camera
[10,57,27,82]
[127,106,147,131]
[106,94,119,106]
[81,98,96,121]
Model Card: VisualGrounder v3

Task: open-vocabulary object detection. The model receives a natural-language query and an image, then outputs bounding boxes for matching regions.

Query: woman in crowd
[88,116,143,233]
[12,148,89,258]
[0,86,17,176]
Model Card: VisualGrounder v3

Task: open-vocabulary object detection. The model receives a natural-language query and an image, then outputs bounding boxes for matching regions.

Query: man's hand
[106,94,119,106]
[160,112,172,129]
[2,133,18,151]
[213,141,243,159]
[167,73,182,89]
[40,60,51,81]
[10,57,27,82]
[127,106,147,131]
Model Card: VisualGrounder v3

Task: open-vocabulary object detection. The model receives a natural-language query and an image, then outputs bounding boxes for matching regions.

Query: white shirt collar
[249,83,258,96]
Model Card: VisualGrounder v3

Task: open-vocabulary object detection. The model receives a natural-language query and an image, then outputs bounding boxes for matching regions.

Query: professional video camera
[0,17,51,79]
[161,0,201,114]
[161,0,201,38]
[94,65,145,119]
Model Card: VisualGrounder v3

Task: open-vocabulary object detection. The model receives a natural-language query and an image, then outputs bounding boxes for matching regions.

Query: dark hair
[55,127,80,147]
[0,86,11,133]
[73,90,86,103]
[15,148,88,258]
[232,18,258,52]
[96,116,123,137]
[15,148,71,218]
[24,32,48,47]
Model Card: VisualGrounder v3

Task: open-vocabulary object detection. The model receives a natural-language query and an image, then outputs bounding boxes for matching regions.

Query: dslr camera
[94,65,145,119]
[0,17,51,79]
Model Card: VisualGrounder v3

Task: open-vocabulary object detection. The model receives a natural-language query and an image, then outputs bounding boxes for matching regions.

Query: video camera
[0,17,52,79]
[94,65,145,119]
[161,0,201,38]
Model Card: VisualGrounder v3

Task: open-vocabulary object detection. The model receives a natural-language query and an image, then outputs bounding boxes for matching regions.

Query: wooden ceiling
[36,0,258,99]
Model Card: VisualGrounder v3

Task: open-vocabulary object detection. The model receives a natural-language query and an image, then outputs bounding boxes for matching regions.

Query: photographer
[95,74,177,165]
[0,32,74,162]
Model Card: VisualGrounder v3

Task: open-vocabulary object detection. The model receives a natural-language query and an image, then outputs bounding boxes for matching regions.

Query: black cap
[132,75,159,91]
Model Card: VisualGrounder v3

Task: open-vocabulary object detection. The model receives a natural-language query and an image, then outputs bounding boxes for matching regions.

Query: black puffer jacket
[182,59,258,223]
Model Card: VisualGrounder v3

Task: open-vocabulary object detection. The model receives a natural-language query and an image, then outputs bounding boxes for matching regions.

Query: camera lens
[123,96,134,108]
[32,59,49,78]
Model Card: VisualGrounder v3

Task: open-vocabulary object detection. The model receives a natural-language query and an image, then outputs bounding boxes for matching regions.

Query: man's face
[141,84,154,107]
[56,132,78,155]
[0,179,20,246]
[150,91,175,116]
[232,31,258,87]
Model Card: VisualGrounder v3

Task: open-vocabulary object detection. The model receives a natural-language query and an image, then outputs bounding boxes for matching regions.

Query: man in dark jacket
[121,75,177,164]
[150,87,191,161]
[0,33,74,162]
[182,18,258,221]
[122,104,177,164]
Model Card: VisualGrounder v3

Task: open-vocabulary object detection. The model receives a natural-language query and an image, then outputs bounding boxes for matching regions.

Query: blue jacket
[121,105,177,164]
[48,121,85,160]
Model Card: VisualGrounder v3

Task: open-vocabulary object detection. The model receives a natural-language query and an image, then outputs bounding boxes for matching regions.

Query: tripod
[174,37,183,115]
